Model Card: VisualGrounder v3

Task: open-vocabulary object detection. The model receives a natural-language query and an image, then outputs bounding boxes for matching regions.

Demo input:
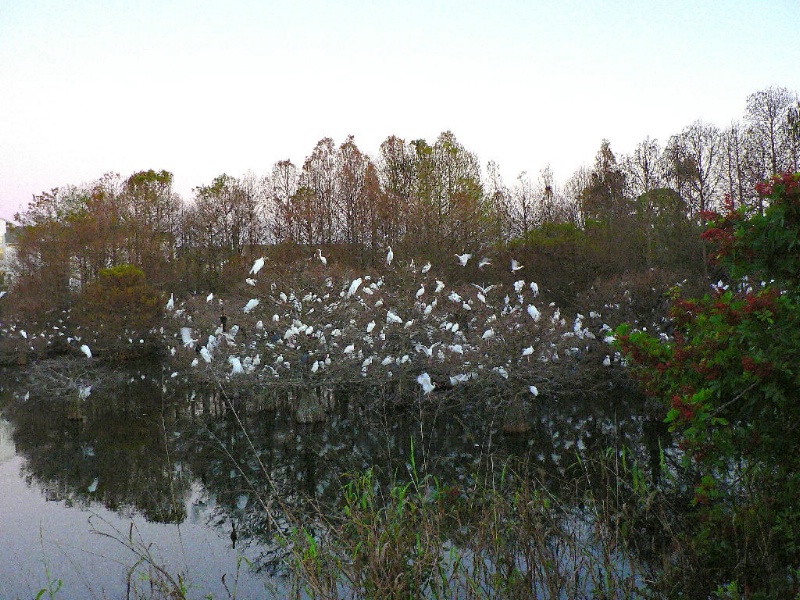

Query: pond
[0,362,666,599]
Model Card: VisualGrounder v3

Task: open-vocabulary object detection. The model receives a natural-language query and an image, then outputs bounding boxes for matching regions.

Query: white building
[0,218,18,285]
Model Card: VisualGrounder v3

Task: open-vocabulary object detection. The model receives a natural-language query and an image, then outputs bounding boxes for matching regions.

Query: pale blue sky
[1,0,798,219]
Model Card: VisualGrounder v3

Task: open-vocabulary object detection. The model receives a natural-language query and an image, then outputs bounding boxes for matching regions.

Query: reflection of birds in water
[231,521,238,548]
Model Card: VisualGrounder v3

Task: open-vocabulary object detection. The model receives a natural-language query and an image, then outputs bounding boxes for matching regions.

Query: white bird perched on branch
[180,327,197,348]
[245,278,256,286]
[80,344,92,359]
[482,328,495,340]
[455,253,472,267]
[386,310,402,324]
[229,356,244,375]
[250,257,265,275]
[421,261,432,274]
[417,372,436,394]
[317,249,327,266]
[243,298,259,313]
[527,304,541,321]
[416,284,425,299]
[478,257,492,269]
[200,347,213,363]
[206,292,214,303]
[386,246,394,266]
[511,258,524,272]
[347,277,362,297]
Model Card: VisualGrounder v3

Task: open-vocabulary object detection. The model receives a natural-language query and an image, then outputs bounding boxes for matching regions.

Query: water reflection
[0,362,670,595]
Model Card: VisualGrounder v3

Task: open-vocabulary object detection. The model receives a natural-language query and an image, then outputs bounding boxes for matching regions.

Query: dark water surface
[0,364,658,599]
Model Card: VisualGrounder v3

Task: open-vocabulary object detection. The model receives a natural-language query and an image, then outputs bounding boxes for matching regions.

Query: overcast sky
[1,0,798,220]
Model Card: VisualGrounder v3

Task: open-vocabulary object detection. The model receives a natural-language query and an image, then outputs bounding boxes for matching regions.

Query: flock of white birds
[157,248,623,399]
[0,247,626,403]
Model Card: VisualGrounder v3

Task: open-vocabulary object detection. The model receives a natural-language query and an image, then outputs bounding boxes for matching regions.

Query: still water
[0,363,656,599]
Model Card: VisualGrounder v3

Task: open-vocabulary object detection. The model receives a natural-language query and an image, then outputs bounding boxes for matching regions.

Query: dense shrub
[618,172,800,598]
[76,264,164,359]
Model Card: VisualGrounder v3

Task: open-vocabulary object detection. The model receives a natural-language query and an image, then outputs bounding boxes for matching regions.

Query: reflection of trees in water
[175,378,669,574]
[7,370,191,524]
[4,365,672,576]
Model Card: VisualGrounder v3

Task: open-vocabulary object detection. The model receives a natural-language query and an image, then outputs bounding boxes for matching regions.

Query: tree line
[5,85,798,318]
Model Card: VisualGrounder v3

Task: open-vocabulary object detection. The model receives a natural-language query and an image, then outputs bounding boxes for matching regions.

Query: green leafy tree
[618,172,800,597]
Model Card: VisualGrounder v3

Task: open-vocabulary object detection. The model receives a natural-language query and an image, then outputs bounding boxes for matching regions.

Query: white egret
[416,284,425,299]
[529,385,539,397]
[472,283,497,295]
[180,327,197,347]
[366,320,376,333]
[206,292,214,303]
[435,280,446,293]
[511,259,524,272]
[386,310,402,324]
[347,277,363,297]
[166,293,175,311]
[386,246,394,266]
[415,342,440,359]
[317,249,327,266]
[527,304,541,321]
[450,373,470,385]
[455,253,472,267]
[80,344,92,359]
[416,372,436,394]
[421,261,432,274]
[229,356,244,375]
[603,355,612,367]
[246,278,257,286]
[478,257,492,269]
[482,328,495,340]
[243,298,259,313]
[250,257,265,275]
[200,347,213,363]
[530,281,539,297]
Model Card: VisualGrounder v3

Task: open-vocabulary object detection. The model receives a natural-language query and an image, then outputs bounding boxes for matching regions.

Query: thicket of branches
[3,85,798,319]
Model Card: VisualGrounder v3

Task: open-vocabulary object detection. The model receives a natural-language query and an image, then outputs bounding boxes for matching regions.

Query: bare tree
[744,85,796,176]
[664,121,724,219]
[622,136,664,199]
[267,160,299,244]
